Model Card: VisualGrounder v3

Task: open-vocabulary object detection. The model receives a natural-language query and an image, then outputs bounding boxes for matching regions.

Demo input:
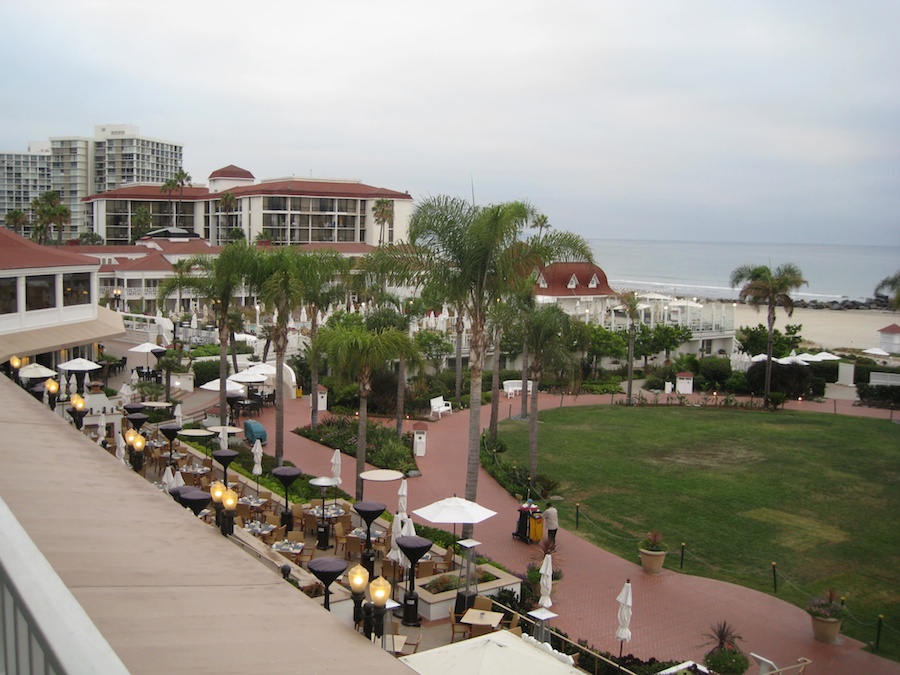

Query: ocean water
[589,239,900,302]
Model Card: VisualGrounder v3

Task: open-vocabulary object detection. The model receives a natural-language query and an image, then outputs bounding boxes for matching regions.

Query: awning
[0,306,125,363]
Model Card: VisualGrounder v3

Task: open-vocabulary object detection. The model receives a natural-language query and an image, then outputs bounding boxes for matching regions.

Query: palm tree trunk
[230,331,239,373]
[520,339,530,419]
[219,322,229,424]
[455,315,464,405]
[626,322,635,406]
[462,318,486,541]
[395,356,406,438]
[356,389,368,501]
[310,315,320,432]
[274,332,286,466]
[489,327,501,442]
[528,366,540,480]
[764,304,776,405]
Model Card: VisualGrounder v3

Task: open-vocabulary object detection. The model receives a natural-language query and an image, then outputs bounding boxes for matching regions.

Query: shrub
[723,371,749,395]
[192,359,225,387]
[857,383,900,408]
[699,357,732,389]
[295,416,417,474]
[704,647,750,675]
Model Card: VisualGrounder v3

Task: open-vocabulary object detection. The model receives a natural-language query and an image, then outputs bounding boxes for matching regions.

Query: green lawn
[497,406,900,660]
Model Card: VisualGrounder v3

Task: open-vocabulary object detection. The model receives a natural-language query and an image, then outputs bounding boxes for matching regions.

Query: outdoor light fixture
[9,356,21,384]
[210,481,226,526]
[368,576,392,643]
[67,394,88,430]
[353,501,386,579]
[131,433,146,472]
[348,563,370,629]
[307,557,348,612]
[220,488,238,536]
[45,378,59,411]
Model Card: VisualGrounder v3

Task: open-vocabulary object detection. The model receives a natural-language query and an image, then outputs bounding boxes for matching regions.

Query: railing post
[772,562,777,593]
[680,542,685,570]
[575,502,580,530]
[874,615,883,652]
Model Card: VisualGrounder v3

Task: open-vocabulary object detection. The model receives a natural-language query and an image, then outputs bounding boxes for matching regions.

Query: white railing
[0,497,129,675]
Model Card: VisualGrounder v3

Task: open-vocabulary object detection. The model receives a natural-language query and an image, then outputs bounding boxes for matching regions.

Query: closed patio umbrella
[330,448,342,486]
[539,554,553,609]
[616,580,633,661]
[251,439,263,495]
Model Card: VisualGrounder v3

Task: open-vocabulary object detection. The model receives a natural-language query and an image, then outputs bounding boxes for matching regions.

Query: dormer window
[537,274,548,289]
[567,275,578,289]
[589,274,600,289]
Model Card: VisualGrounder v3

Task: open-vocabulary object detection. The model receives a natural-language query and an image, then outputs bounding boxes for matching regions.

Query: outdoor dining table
[180,464,210,475]
[308,504,344,520]
[460,608,504,629]
[244,520,275,536]
[272,540,305,555]
[351,526,385,541]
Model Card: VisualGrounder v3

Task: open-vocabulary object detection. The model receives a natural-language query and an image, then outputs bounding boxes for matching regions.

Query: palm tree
[616,291,641,406]
[219,191,237,244]
[367,196,592,537]
[157,241,256,423]
[373,198,394,246]
[160,179,178,227]
[317,321,412,500]
[174,169,192,230]
[164,259,193,315]
[256,247,305,466]
[31,191,70,245]
[875,271,900,310]
[525,304,577,479]
[5,209,28,235]
[131,206,153,242]
[730,263,807,405]
[296,250,350,432]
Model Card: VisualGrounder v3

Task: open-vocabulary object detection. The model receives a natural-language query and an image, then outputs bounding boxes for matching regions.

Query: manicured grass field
[497,406,900,660]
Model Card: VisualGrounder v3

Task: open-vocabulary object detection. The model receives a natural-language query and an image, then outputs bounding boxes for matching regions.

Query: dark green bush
[699,357,732,389]
[191,359,226,387]
[857,383,900,407]
[723,371,749,395]
[295,416,417,474]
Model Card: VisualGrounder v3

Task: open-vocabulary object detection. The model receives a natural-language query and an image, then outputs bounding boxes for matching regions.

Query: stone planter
[413,564,522,622]
[639,548,667,574]
[811,616,842,643]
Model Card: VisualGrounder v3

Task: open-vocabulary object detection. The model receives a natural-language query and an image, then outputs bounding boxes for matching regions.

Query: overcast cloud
[2,0,898,246]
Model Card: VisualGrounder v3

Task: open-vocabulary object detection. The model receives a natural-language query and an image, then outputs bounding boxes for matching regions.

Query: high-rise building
[1,125,182,239]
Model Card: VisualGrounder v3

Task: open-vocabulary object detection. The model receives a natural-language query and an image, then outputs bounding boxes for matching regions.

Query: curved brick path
[239,389,896,674]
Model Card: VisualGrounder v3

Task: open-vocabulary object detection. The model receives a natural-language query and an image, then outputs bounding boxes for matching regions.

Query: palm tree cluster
[29,191,70,245]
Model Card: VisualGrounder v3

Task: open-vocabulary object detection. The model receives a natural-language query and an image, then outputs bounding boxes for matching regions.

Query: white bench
[503,380,522,398]
[430,396,452,419]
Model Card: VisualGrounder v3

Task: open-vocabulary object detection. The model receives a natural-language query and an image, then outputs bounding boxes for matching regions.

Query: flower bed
[413,564,521,622]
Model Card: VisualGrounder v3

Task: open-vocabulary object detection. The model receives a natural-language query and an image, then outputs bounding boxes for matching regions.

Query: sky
[2,1,899,247]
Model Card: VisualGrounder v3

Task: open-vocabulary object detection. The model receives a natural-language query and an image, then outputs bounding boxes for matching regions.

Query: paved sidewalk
[228,389,899,675]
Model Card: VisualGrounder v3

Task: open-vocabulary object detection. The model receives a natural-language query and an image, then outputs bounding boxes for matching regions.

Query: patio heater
[454,538,481,615]
[353,501,386,579]
[272,466,303,532]
[126,412,149,435]
[212,448,239,488]
[159,424,182,466]
[307,557,348,612]
[310,476,339,549]
[397,534,433,627]
[180,489,212,518]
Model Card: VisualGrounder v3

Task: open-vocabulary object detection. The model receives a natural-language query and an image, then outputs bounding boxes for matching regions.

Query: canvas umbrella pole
[615,579,633,670]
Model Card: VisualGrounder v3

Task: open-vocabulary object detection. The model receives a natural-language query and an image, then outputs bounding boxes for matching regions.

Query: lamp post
[113,287,122,311]
[353,501,386,579]
[307,557,348,612]
[67,394,88,430]
[209,481,225,526]
[255,304,260,334]
[180,490,212,518]
[45,378,59,411]
[368,576,392,642]
[220,487,238,536]
[213,448,239,488]
[131,433,146,473]
[272,466,303,532]
[9,356,21,385]
[396,535,433,627]
[348,563,370,629]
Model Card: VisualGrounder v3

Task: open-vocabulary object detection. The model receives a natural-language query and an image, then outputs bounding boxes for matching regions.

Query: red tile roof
[534,262,615,297]
[0,229,98,270]
[295,242,374,255]
[113,251,173,273]
[227,179,412,200]
[209,165,254,180]
[878,323,900,334]
[139,240,221,256]
[82,185,211,202]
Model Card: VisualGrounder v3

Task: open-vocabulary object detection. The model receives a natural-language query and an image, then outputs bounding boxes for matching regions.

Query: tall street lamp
[45,378,59,411]
[67,394,88,430]
[220,487,238,536]
[348,563,369,630]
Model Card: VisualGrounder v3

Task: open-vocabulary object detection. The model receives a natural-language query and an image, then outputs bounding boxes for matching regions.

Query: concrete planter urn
[810,616,842,643]
[638,549,667,574]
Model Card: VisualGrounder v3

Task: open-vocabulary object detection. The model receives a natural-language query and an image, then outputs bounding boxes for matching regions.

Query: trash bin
[513,500,542,543]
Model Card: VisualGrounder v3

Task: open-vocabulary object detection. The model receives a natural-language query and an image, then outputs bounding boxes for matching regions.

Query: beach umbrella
[616,580,633,659]
[251,439,263,495]
[539,554,554,609]
[330,448,342,486]
[19,363,57,379]
[863,347,890,357]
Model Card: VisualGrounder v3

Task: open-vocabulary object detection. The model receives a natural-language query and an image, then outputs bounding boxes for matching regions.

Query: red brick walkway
[240,391,897,674]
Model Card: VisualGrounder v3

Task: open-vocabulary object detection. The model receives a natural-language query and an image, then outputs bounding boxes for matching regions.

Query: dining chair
[415,560,435,578]
[470,624,493,638]
[303,512,319,536]
[337,514,353,531]
[262,525,286,545]
[434,547,455,573]
[334,523,348,556]
[287,531,305,543]
[397,633,421,656]
[235,503,251,522]
[265,514,282,528]
[344,536,362,561]
[473,595,493,611]
[449,607,468,642]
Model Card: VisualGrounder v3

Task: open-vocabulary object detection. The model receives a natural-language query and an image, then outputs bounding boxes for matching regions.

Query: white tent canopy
[400,630,580,674]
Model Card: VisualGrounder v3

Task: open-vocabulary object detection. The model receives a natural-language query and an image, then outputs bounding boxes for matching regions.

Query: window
[588,275,599,289]
[567,275,578,289]
[537,274,548,289]
[0,277,17,314]
[25,274,55,310]
[63,272,91,306]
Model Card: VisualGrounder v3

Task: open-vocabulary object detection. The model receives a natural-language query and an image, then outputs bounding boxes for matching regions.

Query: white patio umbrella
[330,448,342,485]
[247,363,277,376]
[251,439,264,495]
[797,352,822,362]
[398,515,418,569]
[68,373,77,394]
[228,370,268,384]
[413,496,497,525]
[539,554,554,609]
[172,470,185,488]
[18,363,57,379]
[129,341,164,369]
[115,434,127,464]
[218,427,229,452]
[161,466,175,490]
[190,313,198,329]
[173,403,183,426]
[199,378,245,394]
[864,347,890,357]
[616,580,633,658]
[130,369,139,384]
[299,307,308,323]
[97,412,107,439]
[751,353,770,362]
[58,357,101,372]
[815,351,842,361]
[397,478,408,516]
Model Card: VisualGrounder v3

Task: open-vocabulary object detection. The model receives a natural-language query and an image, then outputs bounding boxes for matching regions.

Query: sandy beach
[734,305,898,352]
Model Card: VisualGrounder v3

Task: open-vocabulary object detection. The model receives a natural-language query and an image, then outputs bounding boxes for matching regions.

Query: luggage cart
[513,500,543,543]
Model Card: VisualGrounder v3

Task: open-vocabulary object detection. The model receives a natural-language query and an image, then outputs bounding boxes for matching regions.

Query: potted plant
[806,589,847,643]
[638,531,668,574]
[702,620,749,675]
